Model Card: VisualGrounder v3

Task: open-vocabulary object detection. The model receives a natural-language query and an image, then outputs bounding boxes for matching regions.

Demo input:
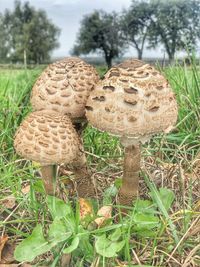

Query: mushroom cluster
[86,59,178,205]
[14,57,178,208]
[14,57,100,197]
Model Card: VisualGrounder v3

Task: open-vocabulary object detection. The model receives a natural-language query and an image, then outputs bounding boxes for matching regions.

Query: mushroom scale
[31,57,100,121]
[14,110,83,166]
[86,59,178,140]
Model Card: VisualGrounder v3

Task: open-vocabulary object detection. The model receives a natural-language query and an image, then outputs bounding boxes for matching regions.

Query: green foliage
[0,13,11,63]
[121,0,153,59]
[14,186,174,263]
[148,0,200,60]
[63,236,80,254]
[72,10,126,68]
[14,224,51,262]
[0,1,60,64]
[95,231,125,258]
[73,0,200,61]
[144,174,179,246]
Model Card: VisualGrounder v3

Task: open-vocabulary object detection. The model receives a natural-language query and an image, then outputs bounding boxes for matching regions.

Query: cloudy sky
[0,0,164,58]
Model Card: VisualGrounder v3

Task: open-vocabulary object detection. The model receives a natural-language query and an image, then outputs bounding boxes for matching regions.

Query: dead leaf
[0,242,15,264]
[21,185,30,195]
[1,196,16,209]
[0,236,8,261]
[94,205,112,227]
[79,198,93,220]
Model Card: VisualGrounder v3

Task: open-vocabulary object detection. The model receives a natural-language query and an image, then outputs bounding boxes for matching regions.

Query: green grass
[0,64,199,266]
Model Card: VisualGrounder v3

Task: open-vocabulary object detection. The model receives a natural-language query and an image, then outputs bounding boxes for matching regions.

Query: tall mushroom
[85,59,178,206]
[14,110,88,196]
[30,57,100,197]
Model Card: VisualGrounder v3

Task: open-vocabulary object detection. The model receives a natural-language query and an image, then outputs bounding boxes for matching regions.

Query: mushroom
[30,57,100,197]
[85,59,178,206]
[30,57,100,134]
[14,110,94,197]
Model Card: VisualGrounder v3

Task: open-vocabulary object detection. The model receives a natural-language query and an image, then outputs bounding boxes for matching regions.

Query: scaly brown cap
[86,59,178,143]
[31,57,100,121]
[14,110,83,166]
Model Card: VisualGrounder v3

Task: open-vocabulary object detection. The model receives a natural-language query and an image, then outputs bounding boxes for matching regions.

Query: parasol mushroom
[14,110,94,197]
[30,57,99,134]
[85,59,178,206]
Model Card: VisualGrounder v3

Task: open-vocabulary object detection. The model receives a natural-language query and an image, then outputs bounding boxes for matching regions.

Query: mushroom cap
[14,110,83,166]
[86,59,178,141]
[31,57,100,121]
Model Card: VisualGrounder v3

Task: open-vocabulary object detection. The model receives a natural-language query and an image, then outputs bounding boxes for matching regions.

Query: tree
[121,0,153,59]
[149,0,200,61]
[1,0,60,64]
[72,11,126,68]
[0,12,12,63]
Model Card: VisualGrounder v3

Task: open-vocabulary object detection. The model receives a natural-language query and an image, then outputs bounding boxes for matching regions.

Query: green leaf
[47,196,72,219]
[134,228,158,238]
[103,185,118,205]
[143,174,180,247]
[63,236,80,254]
[48,217,71,245]
[134,199,157,214]
[76,225,94,261]
[14,224,50,262]
[95,234,125,258]
[133,213,160,230]
[157,188,175,211]
[109,228,121,242]
[32,180,45,193]
[14,218,72,262]
[114,178,122,189]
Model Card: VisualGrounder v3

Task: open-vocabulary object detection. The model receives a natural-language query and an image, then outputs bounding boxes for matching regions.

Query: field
[0,63,200,267]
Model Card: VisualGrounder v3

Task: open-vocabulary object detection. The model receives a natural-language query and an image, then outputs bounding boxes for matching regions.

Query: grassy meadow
[0,63,200,267]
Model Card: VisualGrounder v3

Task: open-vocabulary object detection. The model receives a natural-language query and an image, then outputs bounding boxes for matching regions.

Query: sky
[0,0,164,59]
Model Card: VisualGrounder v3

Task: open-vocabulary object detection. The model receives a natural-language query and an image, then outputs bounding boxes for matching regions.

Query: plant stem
[41,165,57,195]
[119,144,141,206]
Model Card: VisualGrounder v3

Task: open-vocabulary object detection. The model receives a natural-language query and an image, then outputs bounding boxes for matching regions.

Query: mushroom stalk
[41,165,57,195]
[119,144,141,206]
[74,121,88,136]
[71,153,95,198]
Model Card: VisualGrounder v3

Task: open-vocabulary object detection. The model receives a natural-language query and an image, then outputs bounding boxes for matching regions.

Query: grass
[0,63,200,266]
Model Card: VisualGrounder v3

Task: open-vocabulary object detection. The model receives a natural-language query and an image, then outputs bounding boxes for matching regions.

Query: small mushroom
[86,59,178,206]
[14,110,95,197]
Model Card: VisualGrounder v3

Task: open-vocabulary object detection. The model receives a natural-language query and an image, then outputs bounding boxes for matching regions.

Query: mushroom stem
[41,165,57,195]
[119,144,141,206]
[74,121,88,135]
[72,152,95,198]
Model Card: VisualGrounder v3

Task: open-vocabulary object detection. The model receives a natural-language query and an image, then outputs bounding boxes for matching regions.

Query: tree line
[0,0,60,64]
[73,0,200,68]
